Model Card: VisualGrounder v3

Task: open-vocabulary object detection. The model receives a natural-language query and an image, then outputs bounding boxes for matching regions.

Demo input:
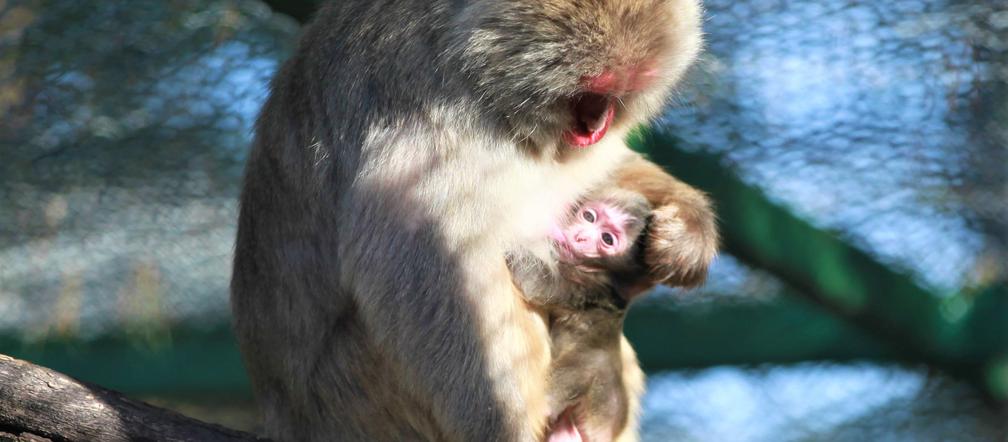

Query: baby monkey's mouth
[564,92,615,147]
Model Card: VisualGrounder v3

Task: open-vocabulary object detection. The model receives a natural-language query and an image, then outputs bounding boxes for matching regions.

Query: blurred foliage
[0,0,1006,440]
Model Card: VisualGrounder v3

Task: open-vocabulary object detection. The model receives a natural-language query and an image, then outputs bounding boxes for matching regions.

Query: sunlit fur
[231,0,711,440]
[457,0,702,152]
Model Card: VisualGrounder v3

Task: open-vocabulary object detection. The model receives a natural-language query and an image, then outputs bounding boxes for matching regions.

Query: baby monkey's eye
[601,232,615,246]
[582,209,597,223]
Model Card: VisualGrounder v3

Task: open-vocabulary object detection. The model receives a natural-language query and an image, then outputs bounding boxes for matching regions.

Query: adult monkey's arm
[611,153,719,289]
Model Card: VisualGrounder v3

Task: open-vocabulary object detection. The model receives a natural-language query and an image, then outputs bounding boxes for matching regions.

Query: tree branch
[0,354,263,442]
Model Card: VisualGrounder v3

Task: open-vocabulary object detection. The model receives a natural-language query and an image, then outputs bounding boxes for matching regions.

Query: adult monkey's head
[455,0,703,151]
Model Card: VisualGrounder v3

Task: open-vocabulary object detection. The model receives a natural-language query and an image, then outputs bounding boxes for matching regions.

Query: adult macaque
[509,189,654,442]
[230,0,716,441]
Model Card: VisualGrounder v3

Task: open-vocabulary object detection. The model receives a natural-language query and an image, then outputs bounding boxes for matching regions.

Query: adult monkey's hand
[613,154,719,292]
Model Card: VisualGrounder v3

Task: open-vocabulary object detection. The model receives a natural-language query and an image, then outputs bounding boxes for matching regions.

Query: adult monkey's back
[231,0,716,440]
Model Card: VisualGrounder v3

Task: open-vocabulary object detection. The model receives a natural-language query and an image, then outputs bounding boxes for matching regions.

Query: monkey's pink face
[555,202,633,260]
[460,0,702,150]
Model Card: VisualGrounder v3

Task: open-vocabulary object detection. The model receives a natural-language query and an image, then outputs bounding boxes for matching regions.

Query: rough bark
[0,354,263,442]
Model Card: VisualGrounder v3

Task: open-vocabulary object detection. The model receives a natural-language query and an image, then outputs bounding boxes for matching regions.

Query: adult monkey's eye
[601,232,615,246]
[582,209,597,223]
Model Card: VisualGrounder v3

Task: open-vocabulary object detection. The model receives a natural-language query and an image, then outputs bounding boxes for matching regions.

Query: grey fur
[231,0,709,440]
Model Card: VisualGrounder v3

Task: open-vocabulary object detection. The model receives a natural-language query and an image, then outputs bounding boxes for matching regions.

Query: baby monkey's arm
[508,250,623,311]
[507,250,571,307]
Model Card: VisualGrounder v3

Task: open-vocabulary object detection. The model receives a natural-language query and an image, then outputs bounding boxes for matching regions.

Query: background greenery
[0,0,1005,440]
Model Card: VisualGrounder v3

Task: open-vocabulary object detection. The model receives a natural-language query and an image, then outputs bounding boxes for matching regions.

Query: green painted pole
[0,294,902,396]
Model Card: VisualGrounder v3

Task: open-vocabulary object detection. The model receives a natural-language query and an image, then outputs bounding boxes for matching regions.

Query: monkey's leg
[610,153,719,288]
[342,203,551,441]
[613,334,645,442]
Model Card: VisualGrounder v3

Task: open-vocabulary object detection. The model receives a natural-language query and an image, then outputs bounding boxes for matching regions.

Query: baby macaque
[509,188,653,441]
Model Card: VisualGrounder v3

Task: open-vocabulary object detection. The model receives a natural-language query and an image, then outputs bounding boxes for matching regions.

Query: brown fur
[612,156,719,288]
[230,0,712,440]
[509,190,652,442]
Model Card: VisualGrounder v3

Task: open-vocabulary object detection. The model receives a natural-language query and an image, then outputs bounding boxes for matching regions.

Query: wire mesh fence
[0,0,1005,440]
[668,1,1008,294]
[0,0,295,339]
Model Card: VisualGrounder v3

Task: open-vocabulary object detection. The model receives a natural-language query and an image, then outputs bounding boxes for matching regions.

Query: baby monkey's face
[556,201,635,260]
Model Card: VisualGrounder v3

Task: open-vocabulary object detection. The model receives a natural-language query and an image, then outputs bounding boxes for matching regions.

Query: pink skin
[562,66,660,148]
[563,104,615,147]
[547,410,583,442]
[552,201,633,263]
[582,64,659,95]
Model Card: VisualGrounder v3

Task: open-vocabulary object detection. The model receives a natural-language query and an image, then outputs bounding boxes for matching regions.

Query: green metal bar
[626,295,898,370]
[963,284,1008,399]
[0,327,251,398]
[2,296,902,396]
